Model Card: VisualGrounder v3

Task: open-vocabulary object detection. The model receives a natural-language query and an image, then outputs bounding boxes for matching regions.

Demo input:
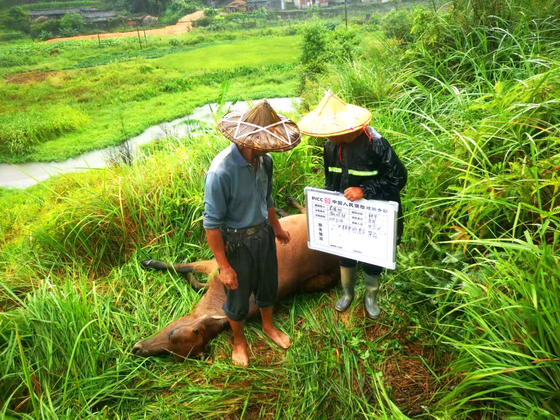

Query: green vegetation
[16,1,105,11]
[325,2,560,416]
[1,0,559,418]
[161,0,202,24]
[4,6,30,33]
[0,33,301,162]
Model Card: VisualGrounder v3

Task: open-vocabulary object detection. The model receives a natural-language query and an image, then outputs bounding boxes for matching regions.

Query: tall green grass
[326,4,560,417]
[1,2,559,418]
[2,131,440,418]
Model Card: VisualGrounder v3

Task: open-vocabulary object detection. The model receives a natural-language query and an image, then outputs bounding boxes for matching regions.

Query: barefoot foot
[262,326,291,349]
[231,339,249,367]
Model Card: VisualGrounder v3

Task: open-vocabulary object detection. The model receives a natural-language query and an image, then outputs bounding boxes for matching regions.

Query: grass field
[1,1,559,419]
[0,33,301,163]
[16,1,105,10]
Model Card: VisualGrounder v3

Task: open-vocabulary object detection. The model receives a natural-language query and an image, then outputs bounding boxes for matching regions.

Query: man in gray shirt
[203,101,301,366]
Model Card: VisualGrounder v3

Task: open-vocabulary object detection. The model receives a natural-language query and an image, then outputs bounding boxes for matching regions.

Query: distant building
[225,0,248,12]
[28,8,118,23]
[294,0,328,8]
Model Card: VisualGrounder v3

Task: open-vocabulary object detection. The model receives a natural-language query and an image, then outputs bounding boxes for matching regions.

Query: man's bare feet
[231,338,249,366]
[262,326,291,349]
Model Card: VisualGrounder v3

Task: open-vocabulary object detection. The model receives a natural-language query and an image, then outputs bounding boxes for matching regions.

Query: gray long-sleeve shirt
[203,143,274,230]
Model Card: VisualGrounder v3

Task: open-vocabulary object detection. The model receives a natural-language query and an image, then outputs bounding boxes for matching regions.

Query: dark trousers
[339,256,383,276]
[221,224,278,322]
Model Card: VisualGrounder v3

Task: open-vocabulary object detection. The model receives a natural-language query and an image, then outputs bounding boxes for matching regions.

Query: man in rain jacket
[298,92,407,319]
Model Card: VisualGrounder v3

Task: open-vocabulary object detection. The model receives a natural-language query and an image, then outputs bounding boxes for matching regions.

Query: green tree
[126,0,173,14]
[162,0,201,24]
[6,6,30,33]
[382,9,413,42]
[60,12,85,36]
[204,7,218,20]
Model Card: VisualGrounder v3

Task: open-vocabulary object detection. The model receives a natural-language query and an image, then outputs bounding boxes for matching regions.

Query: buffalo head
[132,314,227,361]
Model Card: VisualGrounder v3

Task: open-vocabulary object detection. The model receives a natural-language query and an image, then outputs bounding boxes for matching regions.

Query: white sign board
[305,187,399,270]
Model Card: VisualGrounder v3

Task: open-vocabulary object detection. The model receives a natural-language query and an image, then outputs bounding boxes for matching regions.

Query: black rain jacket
[323,126,407,244]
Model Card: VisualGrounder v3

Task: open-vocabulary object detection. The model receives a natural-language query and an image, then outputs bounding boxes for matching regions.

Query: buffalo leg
[275,207,290,218]
[286,197,306,214]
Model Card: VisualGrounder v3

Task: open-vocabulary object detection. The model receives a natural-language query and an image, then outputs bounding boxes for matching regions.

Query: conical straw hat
[298,91,372,137]
[218,100,301,152]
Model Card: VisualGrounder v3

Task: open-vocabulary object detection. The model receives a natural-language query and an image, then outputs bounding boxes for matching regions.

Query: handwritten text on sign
[305,187,399,270]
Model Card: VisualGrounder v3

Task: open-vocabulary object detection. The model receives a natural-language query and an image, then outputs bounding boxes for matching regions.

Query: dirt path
[45,11,205,44]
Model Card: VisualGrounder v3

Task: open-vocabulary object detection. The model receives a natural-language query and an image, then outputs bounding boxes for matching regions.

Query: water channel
[0,98,299,189]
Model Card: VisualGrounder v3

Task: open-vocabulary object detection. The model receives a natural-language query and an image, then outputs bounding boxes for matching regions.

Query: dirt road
[45,11,205,44]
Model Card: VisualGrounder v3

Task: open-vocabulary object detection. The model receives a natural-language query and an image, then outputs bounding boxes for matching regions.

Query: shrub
[329,26,360,62]
[364,13,381,30]
[204,7,218,19]
[284,27,297,36]
[60,12,85,35]
[300,20,329,67]
[39,30,54,41]
[162,0,201,24]
[297,20,361,103]
[30,18,61,39]
[193,16,210,27]
[382,8,413,42]
[5,6,30,33]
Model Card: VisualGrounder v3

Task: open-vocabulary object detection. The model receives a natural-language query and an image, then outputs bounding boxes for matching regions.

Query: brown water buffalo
[132,213,339,361]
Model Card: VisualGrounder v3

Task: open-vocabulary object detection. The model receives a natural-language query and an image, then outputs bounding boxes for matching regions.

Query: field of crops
[0,29,303,163]
[1,0,559,418]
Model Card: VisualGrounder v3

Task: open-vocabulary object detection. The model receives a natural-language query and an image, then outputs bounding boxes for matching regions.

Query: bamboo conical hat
[298,91,372,137]
[218,101,301,152]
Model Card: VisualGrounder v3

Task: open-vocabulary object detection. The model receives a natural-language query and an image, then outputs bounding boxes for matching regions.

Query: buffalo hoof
[140,259,167,270]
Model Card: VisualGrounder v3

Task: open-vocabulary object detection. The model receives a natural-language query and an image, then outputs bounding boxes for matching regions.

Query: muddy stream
[0,98,298,189]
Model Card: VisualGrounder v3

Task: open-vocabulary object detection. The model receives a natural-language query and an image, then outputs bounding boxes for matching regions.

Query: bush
[39,30,54,41]
[30,19,61,40]
[193,16,210,27]
[329,26,360,62]
[382,8,413,42]
[298,20,360,100]
[162,0,201,24]
[60,12,85,35]
[204,7,218,19]
[364,13,381,30]
[284,27,297,36]
[5,6,30,33]
[300,20,329,67]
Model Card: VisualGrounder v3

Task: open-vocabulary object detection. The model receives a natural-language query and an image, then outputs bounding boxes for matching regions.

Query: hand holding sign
[305,187,399,270]
[343,187,364,202]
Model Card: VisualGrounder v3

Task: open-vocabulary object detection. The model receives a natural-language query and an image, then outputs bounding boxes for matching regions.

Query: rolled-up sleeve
[203,170,229,229]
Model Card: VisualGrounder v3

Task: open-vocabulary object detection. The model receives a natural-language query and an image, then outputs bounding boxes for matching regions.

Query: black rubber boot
[364,274,380,319]
[335,267,356,312]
